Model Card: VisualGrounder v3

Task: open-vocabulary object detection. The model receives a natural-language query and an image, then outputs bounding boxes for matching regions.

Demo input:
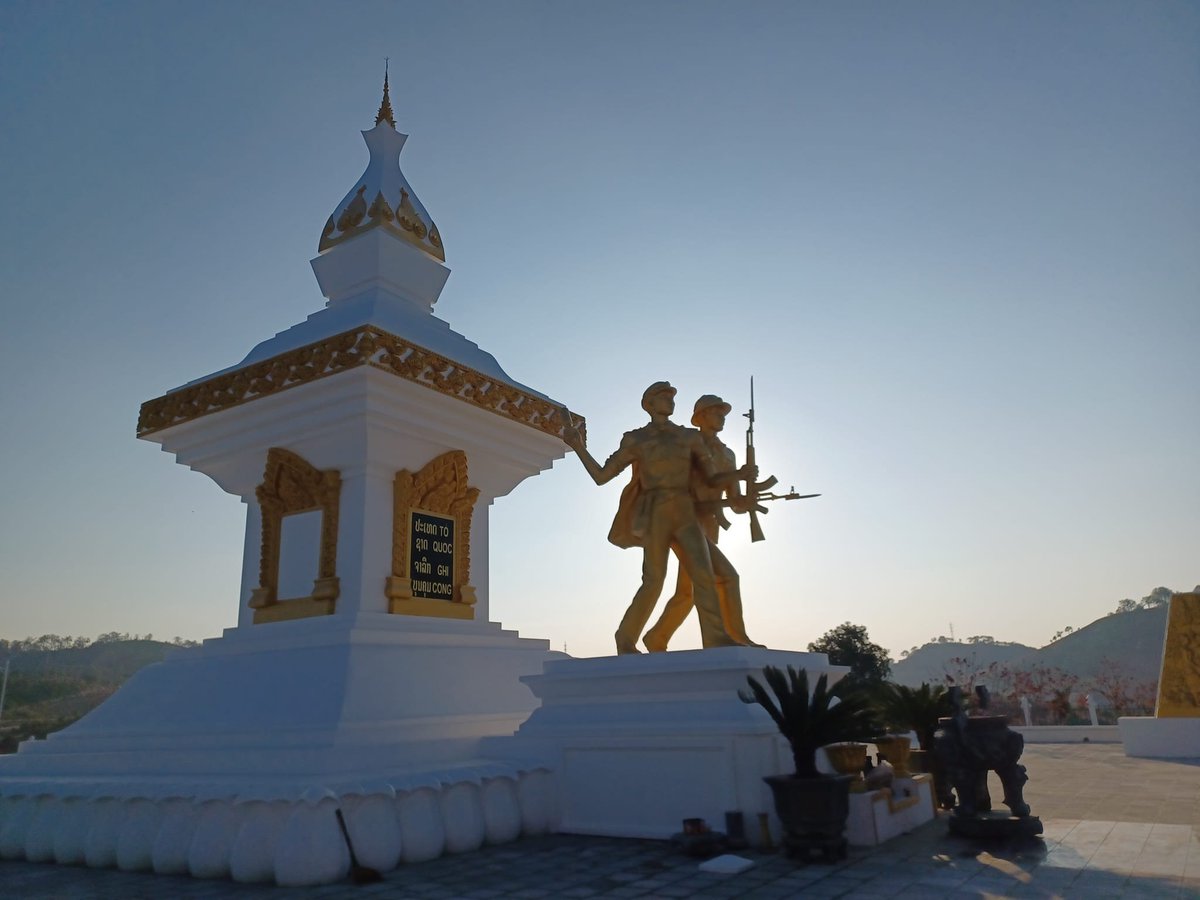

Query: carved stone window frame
[249,447,341,624]
[387,450,479,619]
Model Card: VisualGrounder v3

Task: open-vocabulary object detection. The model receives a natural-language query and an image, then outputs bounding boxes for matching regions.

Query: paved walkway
[2,744,1198,898]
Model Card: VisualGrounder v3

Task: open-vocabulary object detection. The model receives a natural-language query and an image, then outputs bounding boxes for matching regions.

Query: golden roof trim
[137,326,581,442]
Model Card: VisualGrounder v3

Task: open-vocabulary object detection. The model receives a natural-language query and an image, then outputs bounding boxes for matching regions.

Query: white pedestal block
[1118,716,1200,758]
[845,776,936,847]
[483,647,848,843]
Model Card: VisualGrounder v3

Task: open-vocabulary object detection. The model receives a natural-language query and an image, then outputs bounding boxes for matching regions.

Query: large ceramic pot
[763,774,853,862]
[823,742,868,790]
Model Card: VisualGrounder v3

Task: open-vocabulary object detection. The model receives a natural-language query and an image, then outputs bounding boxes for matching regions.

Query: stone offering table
[933,708,1044,840]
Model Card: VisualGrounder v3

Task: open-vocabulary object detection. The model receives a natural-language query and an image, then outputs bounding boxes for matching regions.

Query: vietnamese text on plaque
[410,510,455,600]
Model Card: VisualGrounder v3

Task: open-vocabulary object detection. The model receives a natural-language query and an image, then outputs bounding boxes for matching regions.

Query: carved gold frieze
[388,450,479,619]
[248,447,341,625]
[1156,592,1200,717]
[137,327,584,444]
[368,190,395,223]
[336,186,368,233]
[318,182,446,262]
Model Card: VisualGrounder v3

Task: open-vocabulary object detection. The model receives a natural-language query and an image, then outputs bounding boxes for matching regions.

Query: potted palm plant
[740,665,875,860]
[874,681,952,806]
[874,682,948,757]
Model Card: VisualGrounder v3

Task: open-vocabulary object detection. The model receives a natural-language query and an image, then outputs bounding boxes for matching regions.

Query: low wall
[1011,725,1121,744]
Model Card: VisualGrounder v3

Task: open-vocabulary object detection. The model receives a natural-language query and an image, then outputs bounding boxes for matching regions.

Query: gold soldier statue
[560,382,755,654]
[642,394,761,652]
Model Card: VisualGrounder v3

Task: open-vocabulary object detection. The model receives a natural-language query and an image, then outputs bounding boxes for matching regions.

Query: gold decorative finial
[375,59,396,128]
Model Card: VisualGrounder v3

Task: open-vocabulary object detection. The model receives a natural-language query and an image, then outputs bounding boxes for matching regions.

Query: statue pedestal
[483,647,847,843]
[947,810,1043,839]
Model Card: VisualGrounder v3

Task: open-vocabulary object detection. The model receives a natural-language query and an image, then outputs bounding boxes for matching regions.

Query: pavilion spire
[375,60,396,128]
[319,66,444,261]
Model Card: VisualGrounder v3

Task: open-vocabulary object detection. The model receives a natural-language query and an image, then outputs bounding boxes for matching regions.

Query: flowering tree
[941,654,987,694]
[1006,665,1080,724]
[1088,657,1158,719]
[1129,679,1160,716]
[940,656,1022,718]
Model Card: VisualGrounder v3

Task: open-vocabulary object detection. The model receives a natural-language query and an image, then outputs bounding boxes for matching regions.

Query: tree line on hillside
[899,634,1026,659]
[1,633,199,654]
[1109,585,1194,615]
[1045,584,1192,645]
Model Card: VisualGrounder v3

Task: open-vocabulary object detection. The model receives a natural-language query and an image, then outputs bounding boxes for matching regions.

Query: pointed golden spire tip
[375,59,396,128]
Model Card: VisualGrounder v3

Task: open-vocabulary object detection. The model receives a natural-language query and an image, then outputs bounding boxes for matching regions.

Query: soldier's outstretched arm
[573,444,628,486]
[559,409,633,486]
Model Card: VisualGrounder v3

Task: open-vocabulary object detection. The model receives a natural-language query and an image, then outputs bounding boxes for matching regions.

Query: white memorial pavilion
[0,77,849,885]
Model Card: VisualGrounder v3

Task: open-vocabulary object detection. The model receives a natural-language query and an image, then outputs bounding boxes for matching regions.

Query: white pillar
[236,499,263,629]
[333,462,395,618]
[471,502,491,623]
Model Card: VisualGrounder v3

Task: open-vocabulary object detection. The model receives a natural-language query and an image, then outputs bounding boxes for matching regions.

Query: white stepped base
[484,647,848,843]
[1118,716,1200,758]
[0,613,564,884]
[0,613,561,780]
[0,766,557,884]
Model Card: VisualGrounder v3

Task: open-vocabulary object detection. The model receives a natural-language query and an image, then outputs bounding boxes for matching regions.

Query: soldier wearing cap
[642,394,760,651]
[560,382,753,654]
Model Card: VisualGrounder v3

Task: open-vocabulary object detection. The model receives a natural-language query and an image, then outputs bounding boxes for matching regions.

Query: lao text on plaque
[410,510,455,600]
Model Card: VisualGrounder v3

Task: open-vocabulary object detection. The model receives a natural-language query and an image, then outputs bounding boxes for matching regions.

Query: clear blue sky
[1,1,1196,659]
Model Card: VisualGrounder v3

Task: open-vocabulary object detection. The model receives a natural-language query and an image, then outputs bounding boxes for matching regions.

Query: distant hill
[892,641,1036,687]
[1011,606,1167,684]
[891,606,1168,687]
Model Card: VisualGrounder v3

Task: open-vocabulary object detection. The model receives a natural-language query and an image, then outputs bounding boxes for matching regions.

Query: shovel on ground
[335,807,384,884]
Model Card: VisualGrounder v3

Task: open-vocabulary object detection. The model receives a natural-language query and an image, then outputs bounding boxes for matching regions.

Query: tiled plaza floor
[2,744,1197,898]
